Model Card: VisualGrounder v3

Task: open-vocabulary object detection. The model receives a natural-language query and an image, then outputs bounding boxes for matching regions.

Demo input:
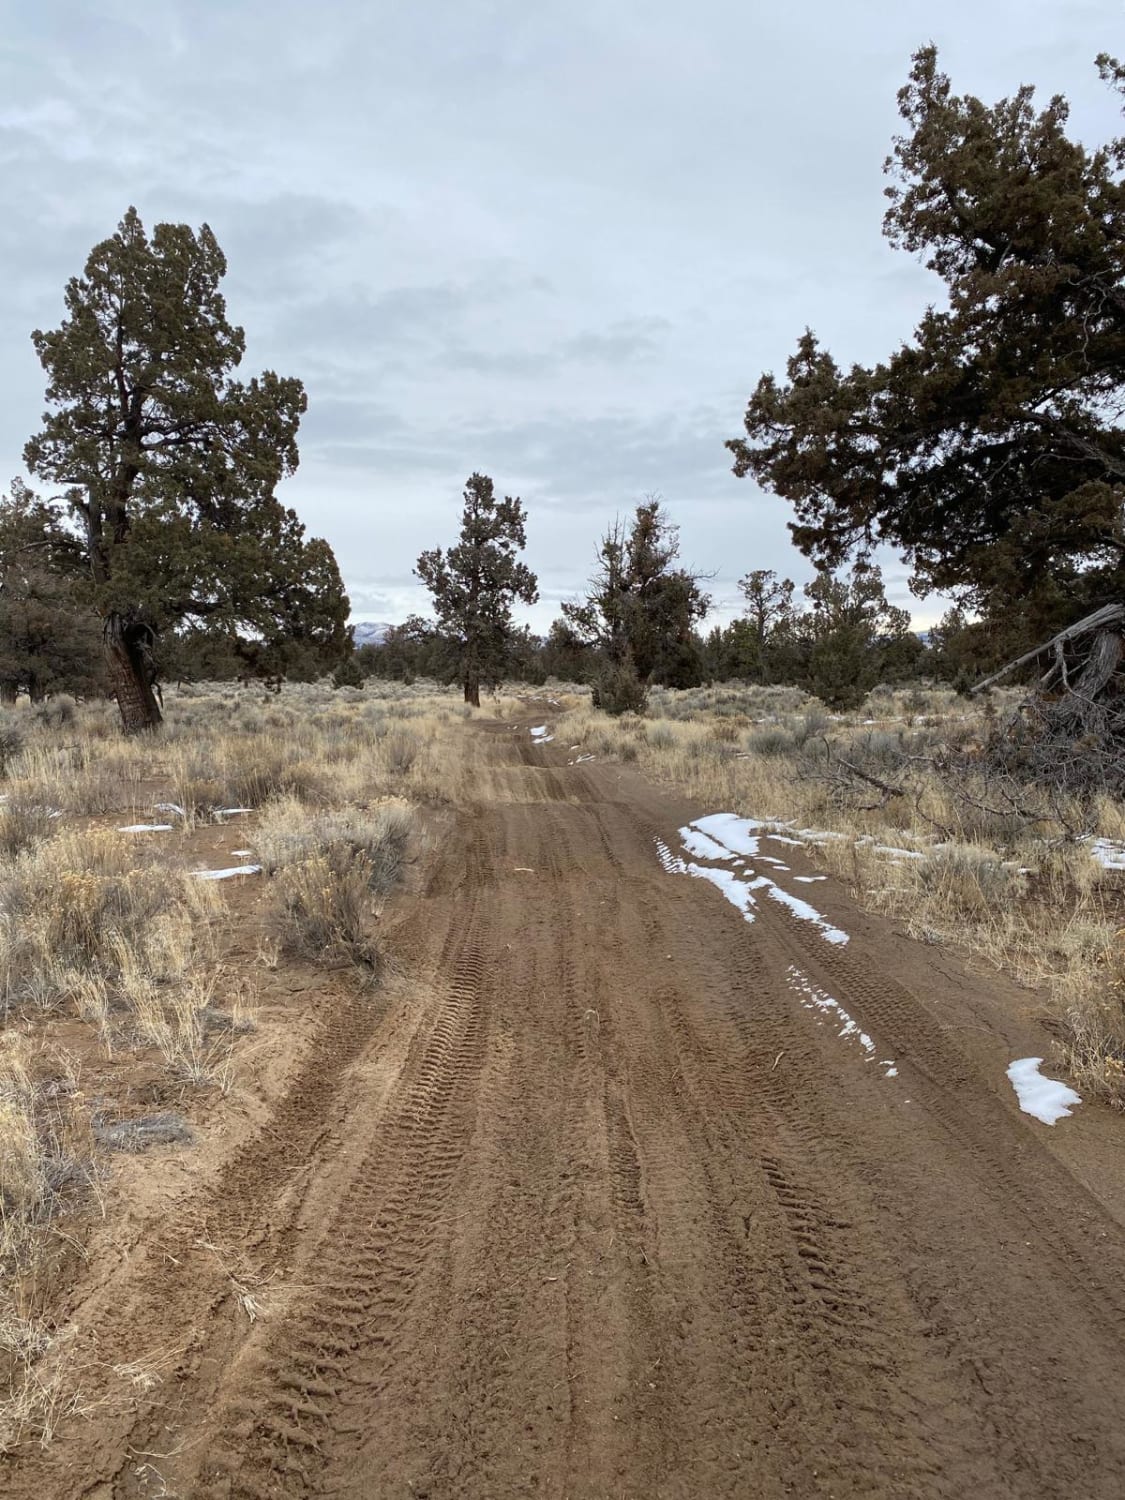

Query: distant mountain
[352,621,395,647]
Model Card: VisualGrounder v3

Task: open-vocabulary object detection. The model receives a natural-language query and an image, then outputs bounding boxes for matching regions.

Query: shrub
[270,850,380,970]
[0,830,215,1016]
[0,804,57,862]
[255,797,414,895]
[592,664,648,716]
[382,729,421,775]
[331,655,364,690]
[0,717,23,779]
[745,727,797,757]
[257,798,414,971]
[33,697,76,731]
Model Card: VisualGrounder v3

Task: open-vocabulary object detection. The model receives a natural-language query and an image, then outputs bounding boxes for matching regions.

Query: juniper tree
[0,480,102,702]
[728,47,1125,636]
[801,564,915,709]
[737,569,797,683]
[24,207,349,732]
[563,500,710,708]
[415,473,538,705]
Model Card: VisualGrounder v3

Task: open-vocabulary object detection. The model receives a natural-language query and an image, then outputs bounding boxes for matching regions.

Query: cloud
[3,0,1121,637]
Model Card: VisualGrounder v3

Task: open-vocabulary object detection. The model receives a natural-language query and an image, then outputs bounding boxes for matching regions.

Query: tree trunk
[104,614,162,734]
[463,672,480,708]
[0,681,16,705]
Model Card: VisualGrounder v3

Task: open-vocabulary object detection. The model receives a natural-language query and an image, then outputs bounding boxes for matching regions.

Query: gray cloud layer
[3,1,1121,629]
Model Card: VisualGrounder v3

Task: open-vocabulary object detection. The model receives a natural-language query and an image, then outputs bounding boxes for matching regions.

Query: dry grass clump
[0,804,59,863]
[255,796,414,970]
[1061,928,1125,1107]
[0,829,225,1083]
[0,1038,94,1274]
[0,1035,99,1455]
[381,727,422,775]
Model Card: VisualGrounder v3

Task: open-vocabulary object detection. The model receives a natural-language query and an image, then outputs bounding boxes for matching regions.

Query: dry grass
[256,796,415,970]
[0,677,446,1447]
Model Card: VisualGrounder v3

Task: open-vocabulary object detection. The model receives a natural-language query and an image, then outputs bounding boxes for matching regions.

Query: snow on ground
[118,823,174,833]
[657,815,852,945]
[678,825,736,862]
[793,875,826,883]
[1007,1058,1082,1125]
[788,966,896,1076]
[691,812,770,857]
[193,864,262,880]
[750,876,849,945]
[655,838,758,922]
[215,807,252,817]
[1088,838,1125,871]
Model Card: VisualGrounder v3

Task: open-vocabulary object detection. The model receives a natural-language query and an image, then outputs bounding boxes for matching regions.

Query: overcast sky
[3,1,1122,632]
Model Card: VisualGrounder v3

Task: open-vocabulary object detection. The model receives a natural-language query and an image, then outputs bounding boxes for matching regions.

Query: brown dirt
[9,711,1125,1498]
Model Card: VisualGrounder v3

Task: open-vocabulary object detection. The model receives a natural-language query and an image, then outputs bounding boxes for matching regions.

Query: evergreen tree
[24,207,349,732]
[563,500,710,707]
[0,480,103,702]
[415,473,538,706]
[800,564,913,709]
[728,47,1125,632]
[736,569,797,683]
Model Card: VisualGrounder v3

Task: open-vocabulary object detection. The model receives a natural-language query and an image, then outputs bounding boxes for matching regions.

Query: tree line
[2,43,1121,731]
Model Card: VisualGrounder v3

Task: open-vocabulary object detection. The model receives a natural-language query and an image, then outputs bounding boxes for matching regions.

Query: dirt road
[11,713,1125,1499]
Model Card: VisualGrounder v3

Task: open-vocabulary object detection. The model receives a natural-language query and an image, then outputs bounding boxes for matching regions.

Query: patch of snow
[1007,1057,1082,1125]
[214,807,252,818]
[530,725,549,737]
[766,834,805,847]
[193,864,262,881]
[1088,837,1125,871]
[788,966,895,1074]
[232,849,252,857]
[749,877,849,945]
[154,802,185,817]
[689,812,771,858]
[678,825,736,862]
[793,875,827,884]
[655,838,757,922]
[873,844,925,861]
[655,838,686,875]
[118,823,174,834]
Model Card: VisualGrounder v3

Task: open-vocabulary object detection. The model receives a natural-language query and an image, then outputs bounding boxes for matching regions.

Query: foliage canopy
[728,47,1125,637]
[24,207,349,730]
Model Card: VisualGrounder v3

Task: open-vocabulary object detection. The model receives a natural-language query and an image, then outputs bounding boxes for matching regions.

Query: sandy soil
[8,710,1125,1499]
